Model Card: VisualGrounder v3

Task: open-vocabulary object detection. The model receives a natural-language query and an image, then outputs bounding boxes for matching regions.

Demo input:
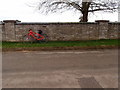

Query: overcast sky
[0,0,118,22]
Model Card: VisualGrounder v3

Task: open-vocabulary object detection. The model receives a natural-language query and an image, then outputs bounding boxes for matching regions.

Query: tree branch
[51,1,82,11]
[88,7,117,12]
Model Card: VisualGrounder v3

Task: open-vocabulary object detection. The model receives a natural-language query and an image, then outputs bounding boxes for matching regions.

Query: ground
[2,49,118,88]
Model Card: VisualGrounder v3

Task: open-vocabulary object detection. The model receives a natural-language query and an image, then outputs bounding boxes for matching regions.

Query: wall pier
[3,20,19,41]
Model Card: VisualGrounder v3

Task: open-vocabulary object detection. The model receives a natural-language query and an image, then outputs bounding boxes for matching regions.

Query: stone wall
[0,24,3,41]
[108,23,119,39]
[1,20,119,41]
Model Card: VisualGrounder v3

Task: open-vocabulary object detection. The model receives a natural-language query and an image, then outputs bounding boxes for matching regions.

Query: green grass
[1,39,119,48]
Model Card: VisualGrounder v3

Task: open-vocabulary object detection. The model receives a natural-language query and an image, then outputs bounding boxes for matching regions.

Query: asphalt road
[2,49,118,88]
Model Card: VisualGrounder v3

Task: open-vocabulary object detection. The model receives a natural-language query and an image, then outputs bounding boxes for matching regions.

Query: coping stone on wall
[16,22,97,25]
[3,20,21,23]
[109,22,120,25]
[95,20,109,23]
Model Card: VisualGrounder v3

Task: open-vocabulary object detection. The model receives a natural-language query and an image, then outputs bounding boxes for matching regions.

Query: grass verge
[2,39,119,51]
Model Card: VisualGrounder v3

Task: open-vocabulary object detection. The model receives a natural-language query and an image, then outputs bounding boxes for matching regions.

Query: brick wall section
[1,20,119,41]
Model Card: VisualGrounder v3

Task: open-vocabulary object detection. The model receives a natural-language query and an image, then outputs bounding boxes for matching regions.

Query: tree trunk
[80,2,90,22]
[81,11,88,22]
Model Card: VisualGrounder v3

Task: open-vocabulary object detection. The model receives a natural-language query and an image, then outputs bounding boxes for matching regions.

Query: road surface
[2,49,118,88]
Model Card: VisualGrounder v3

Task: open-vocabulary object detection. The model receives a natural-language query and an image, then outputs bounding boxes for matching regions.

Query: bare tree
[35,0,118,22]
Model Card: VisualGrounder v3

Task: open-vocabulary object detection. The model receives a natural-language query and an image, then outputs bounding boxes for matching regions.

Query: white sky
[0,0,118,22]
